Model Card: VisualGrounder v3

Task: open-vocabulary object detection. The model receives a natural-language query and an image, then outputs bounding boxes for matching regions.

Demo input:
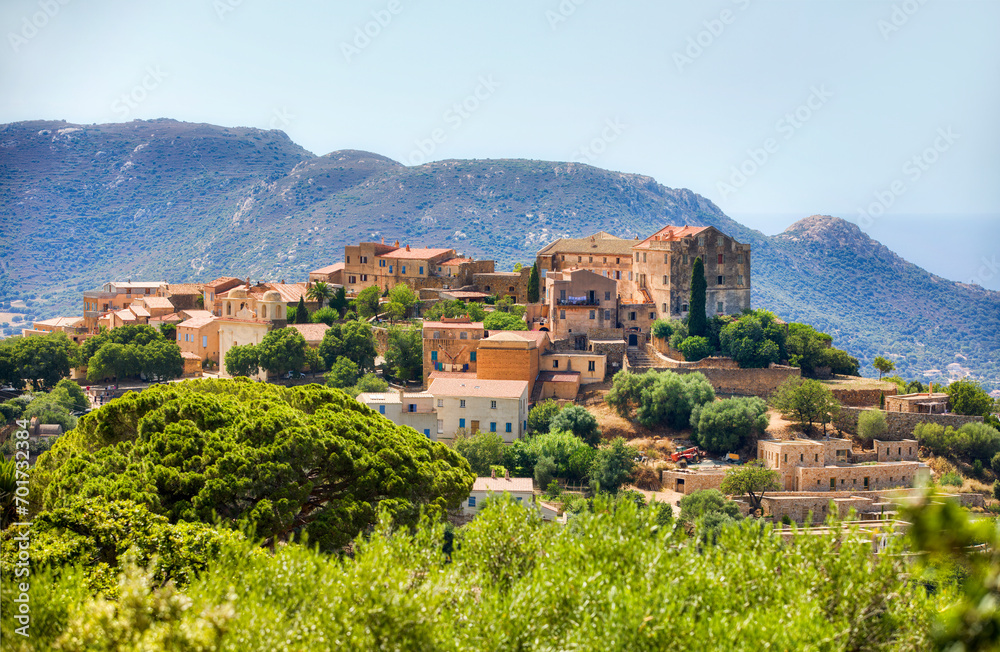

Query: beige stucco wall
[218,319,270,381]
[435,391,528,445]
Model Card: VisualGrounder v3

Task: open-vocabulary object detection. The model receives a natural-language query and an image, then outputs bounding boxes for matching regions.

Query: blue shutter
[459,418,466,428]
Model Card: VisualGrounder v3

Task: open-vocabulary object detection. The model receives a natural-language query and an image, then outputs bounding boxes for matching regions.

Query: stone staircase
[626,348,655,372]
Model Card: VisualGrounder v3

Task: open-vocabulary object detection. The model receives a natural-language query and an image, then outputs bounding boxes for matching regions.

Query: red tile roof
[204,277,243,290]
[288,323,332,342]
[634,225,710,248]
[311,263,345,274]
[439,257,473,266]
[379,247,453,260]
[428,377,529,399]
[422,321,485,330]
[472,476,534,493]
[178,315,218,330]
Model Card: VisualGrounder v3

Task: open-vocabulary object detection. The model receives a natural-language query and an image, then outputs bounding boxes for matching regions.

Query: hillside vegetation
[2,119,997,389]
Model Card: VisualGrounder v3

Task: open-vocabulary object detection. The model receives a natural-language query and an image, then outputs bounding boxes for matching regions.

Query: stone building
[83,281,166,332]
[543,269,619,347]
[217,288,289,381]
[536,232,639,302]
[357,389,438,439]
[428,377,529,444]
[176,314,220,365]
[422,319,485,381]
[341,240,494,295]
[885,392,950,414]
[21,317,89,345]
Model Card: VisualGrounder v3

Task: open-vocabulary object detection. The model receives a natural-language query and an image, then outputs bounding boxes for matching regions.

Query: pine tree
[689,257,707,337]
[295,296,309,323]
[527,263,541,303]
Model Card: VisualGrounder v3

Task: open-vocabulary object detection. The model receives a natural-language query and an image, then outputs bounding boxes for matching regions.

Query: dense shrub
[719,310,786,369]
[526,399,563,434]
[549,405,601,446]
[939,471,963,487]
[678,336,713,362]
[856,409,888,447]
[690,397,769,454]
[605,370,715,430]
[915,422,1000,464]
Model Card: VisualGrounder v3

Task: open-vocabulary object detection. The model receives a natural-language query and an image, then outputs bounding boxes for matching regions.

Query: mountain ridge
[1,119,997,389]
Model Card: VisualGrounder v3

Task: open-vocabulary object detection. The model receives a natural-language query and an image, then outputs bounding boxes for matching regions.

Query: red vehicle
[671,446,704,464]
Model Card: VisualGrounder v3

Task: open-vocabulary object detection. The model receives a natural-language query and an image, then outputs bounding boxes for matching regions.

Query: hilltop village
[8,224,1000,526]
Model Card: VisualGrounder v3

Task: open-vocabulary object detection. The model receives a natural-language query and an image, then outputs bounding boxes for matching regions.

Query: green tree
[52,378,89,413]
[159,322,177,341]
[527,399,563,434]
[946,379,993,417]
[549,405,601,447]
[534,456,557,488]
[1,331,78,390]
[718,461,780,513]
[454,430,506,476]
[355,285,381,319]
[294,296,309,323]
[466,302,486,321]
[224,344,260,378]
[483,311,527,331]
[307,282,334,310]
[388,284,418,320]
[257,328,308,377]
[688,257,707,337]
[770,376,841,435]
[589,437,637,493]
[872,355,895,380]
[311,307,338,326]
[325,357,360,389]
[527,262,540,303]
[319,321,377,372]
[31,379,475,551]
[348,373,389,398]
[329,286,349,318]
[605,369,715,430]
[385,325,422,383]
[719,310,786,369]
[678,336,713,362]
[690,397,769,454]
[23,392,77,431]
[651,319,673,340]
[79,324,162,366]
[856,409,888,447]
[678,489,741,524]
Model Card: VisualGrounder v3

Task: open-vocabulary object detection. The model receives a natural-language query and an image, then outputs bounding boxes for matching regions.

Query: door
[628,334,638,347]
[470,420,479,434]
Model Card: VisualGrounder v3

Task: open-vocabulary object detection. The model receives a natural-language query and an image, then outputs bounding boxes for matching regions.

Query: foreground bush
[915,421,1000,464]
[1,494,945,651]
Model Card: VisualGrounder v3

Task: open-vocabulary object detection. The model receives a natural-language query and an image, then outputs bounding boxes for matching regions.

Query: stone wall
[830,387,897,408]
[835,407,984,440]
[473,267,532,303]
[671,365,801,398]
[372,327,390,356]
[590,340,625,378]
[661,469,728,494]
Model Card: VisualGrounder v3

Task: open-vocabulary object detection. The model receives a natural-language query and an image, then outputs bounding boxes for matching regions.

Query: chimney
[491,468,496,479]
[394,240,400,247]
[405,244,411,252]
[504,468,510,480]
[381,236,385,244]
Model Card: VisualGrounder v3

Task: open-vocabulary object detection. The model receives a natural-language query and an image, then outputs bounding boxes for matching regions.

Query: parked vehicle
[671,446,704,464]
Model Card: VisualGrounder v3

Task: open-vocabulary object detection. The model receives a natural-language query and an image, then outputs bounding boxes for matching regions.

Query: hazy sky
[3,0,999,288]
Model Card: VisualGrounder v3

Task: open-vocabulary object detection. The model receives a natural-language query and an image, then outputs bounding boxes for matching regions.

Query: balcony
[556,298,600,307]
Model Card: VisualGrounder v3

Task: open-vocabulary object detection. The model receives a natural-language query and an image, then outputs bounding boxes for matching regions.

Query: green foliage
[224,343,259,378]
[946,379,994,417]
[385,325,422,382]
[651,319,673,340]
[527,262,540,303]
[718,461,780,512]
[548,405,601,446]
[256,327,308,377]
[79,324,161,365]
[53,378,89,413]
[87,338,183,383]
[939,471,963,487]
[293,295,309,323]
[453,430,506,476]
[306,281,333,310]
[0,331,78,390]
[329,286,349,318]
[786,323,859,377]
[995,481,1000,501]
[991,452,1000,477]
[678,335,713,362]
[719,310,786,369]
[915,422,1000,464]
[158,322,177,341]
[872,355,895,380]
[483,311,527,331]
[22,392,77,431]
[588,437,637,493]
[349,373,389,397]
[503,429,593,482]
[770,376,840,434]
[318,321,378,373]
[324,357,359,389]
[972,459,983,477]
[534,455,557,488]
[311,306,338,325]
[690,397,769,454]
[688,257,707,337]
[354,285,381,319]
[32,379,475,551]
[605,369,715,430]
[678,489,741,524]
[856,409,889,446]
[526,399,563,434]
[388,283,418,320]
[0,458,15,529]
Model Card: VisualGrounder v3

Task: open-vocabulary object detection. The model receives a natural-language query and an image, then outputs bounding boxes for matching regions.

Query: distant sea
[733,213,1000,292]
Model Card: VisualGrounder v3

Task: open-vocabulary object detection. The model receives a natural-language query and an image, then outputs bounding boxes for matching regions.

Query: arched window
[227,303,231,316]
[261,306,267,319]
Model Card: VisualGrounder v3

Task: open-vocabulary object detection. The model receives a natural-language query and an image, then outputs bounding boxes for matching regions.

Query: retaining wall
[672,365,801,399]
[830,387,898,408]
[835,407,984,440]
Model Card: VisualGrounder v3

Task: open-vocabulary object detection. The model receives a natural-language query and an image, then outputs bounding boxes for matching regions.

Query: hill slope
[1,119,996,389]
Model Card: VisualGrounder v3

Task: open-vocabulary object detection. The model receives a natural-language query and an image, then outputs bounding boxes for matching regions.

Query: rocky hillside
[1,119,997,389]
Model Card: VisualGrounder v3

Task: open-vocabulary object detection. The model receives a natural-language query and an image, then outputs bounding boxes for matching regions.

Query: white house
[356,390,438,439]
[427,377,529,445]
[463,473,535,517]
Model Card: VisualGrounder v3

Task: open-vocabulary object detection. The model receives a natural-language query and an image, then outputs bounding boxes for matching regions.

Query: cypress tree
[689,256,707,337]
[527,262,541,303]
[295,296,309,323]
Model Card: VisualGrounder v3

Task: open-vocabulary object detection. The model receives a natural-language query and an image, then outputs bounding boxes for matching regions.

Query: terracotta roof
[288,323,331,342]
[204,277,242,290]
[139,297,175,310]
[441,291,491,300]
[428,377,528,399]
[633,225,711,249]
[178,315,218,330]
[180,351,202,360]
[109,281,165,290]
[472,476,534,493]
[149,312,184,324]
[427,371,477,381]
[483,331,532,343]
[422,321,485,330]
[129,305,150,317]
[439,257,473,266]
[311,262,345,274]
[180,309,214,320]
[115,309,136,321]
[33,317,83,328]
[537,232,636,256]
[510,331,550,347]
[538,371,581,383]
[251,283,308,303]
[379,247,453,260]
[162,283,203,295]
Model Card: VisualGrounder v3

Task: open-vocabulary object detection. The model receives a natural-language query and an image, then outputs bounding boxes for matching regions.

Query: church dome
[262,290,282,302]
[229,287,248,299]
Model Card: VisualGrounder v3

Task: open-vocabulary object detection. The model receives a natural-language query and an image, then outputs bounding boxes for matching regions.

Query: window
[830,478,836,490]
[490,422,497,432]
[437,399,443,407]
[431,351,438,361]
[346,256,351,263]
[490,400,497,409]
[460,332,468,340]
[516,496,522,502]
[419,266,424,274]
[470,351,476,362]
[578,256,582,262]
[589,310,595,320]
[588,360,596,372]
[698,236,705,247]
[898,447,901,455]
[642,253,647,262]
[717,275,724,285]
[784,454,787,463]
[682,254,689,265]
[388,266,393,274]
[864,477,869,489]
[605,291,611,300]
[553,360,559,369]
[815,454,819,462]
[629,272,633,280]
[433,331,441,339]
[737,253,744,264]
[663,275,668,285]
[650,312,655,320]
[589,256,593,263]
[468,496,476,507]
[408,404,416,413]
[799,453,803,461]
[506,423,512,433]
[437,419,444,433]
[560,289,566,301]
[604,310,610,320]
[717,302,724,313]
[738,274,745,286]
[615,271,621,279]
[378,405,385,415]
[682,303,688,312]
[616,257,620,264]
[459,418,466,428]
[460,400,466,408]
[718,254,724,265]
[662,303,667,312]
[202,335,208,348]
[603,257,607,263]
[560,310,566,319]
[424,429,430,437]
[664,253,669,263]
[401,266,406,274]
